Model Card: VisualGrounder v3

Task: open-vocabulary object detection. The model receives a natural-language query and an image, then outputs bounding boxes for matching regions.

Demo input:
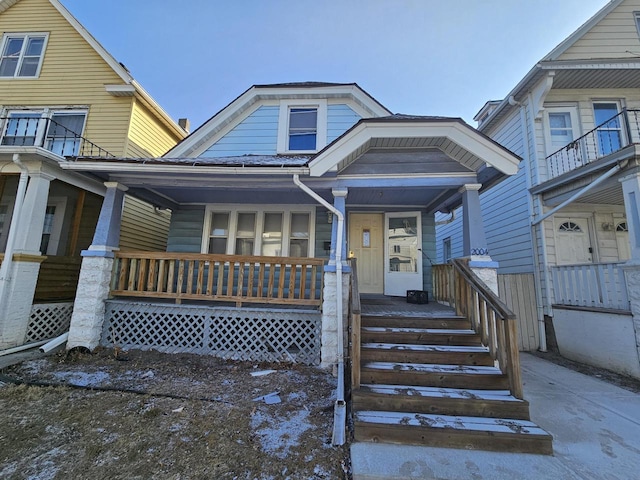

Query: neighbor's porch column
[67,182,128,351]
[0,172,53,349]
[321,188,349,368]
[619,169,640,361]
[460,183,499,294]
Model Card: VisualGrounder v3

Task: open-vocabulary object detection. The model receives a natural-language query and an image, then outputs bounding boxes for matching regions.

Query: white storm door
[554,217,593,265]
[384,212,423,296]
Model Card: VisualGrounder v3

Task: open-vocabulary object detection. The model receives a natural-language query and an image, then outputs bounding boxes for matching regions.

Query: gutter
[61,162,310,176]
[0,154,29,316]
[291,174,346,446]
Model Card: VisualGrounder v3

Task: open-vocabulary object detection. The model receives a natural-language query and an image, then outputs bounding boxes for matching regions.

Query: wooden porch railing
[433,259,523,399]
[111,252,324,307]
[348,258,361,388]
[551,262,630,311]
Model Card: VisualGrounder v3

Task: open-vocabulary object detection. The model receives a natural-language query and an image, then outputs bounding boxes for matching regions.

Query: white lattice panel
[26,302,74,342]
[103,301,321,365]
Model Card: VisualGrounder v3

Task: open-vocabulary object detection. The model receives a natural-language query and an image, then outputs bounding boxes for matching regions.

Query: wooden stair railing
[348,258,362,389]
[434,259,523,399]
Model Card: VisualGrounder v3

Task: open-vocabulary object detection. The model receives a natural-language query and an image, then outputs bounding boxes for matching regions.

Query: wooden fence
[111,252,324,307]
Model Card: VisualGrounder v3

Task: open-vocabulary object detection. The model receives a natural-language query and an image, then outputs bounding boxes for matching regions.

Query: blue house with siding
[63,81,521,365]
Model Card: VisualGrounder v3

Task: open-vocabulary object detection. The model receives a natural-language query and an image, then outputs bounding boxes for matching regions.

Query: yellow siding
[558,0,640,61]
[0,0,133,155]
[120,195,171,252]
[126,100,183,157]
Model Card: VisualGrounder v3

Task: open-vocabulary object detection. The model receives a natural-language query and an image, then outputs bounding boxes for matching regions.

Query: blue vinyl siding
[202,106,279,157]
[327,105,361,143]
[166,206,205,253]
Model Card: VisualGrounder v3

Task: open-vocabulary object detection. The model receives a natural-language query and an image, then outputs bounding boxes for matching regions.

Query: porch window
[235,213,256,255]
[443,237,452,263]
[261,213,283,256]
[0,33,48,78]
[40,205,56,254]
[593,102,623,155]
[46,112,86,156]
[289,213,310,257]
[208,212,229,254]
[203,206,315,257]
[0,204,7,249]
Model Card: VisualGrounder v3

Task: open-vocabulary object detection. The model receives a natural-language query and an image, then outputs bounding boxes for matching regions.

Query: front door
[349,213,384,294]
[554,217,592,265]
[384,212,423,296]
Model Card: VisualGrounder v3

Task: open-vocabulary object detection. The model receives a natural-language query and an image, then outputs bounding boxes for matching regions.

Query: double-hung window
[0,33,48,78]
[204,206,314,257]
[277,100,327,153]
[1,109,87,155]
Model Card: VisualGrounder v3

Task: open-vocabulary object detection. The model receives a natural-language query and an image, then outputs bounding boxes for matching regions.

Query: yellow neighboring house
[0,0,187,349]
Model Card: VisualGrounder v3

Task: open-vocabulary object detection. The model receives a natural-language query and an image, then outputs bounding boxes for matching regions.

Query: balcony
[546,109,640,179]
[0,114,113,158]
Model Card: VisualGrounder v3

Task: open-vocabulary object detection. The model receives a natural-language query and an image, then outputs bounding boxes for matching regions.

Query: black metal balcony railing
[0,116,114,158]
[546,109,640,179]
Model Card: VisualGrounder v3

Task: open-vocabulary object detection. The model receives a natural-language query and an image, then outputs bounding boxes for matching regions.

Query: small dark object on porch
[406,290,428,304]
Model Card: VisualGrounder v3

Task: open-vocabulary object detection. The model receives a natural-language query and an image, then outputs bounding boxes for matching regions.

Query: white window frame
[635,12,640,38]
[1,108,88,154]
[443,237,452,263]
[201,205,316,257]
[543,105,580,156]
[592,100,626,155]
[41,197,67,255]
[0,32,49,79]
[276,99,327,154]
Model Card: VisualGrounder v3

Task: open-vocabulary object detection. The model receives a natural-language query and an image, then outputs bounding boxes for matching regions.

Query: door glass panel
[594,103,622,155]
[388,216,418,273]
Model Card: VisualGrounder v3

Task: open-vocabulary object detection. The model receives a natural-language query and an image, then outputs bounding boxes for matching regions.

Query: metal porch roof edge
[307,116,521,177]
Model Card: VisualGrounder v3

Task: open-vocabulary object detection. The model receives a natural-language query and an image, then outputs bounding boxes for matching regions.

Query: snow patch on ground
[251,409,313,459]
[52,370,110,386]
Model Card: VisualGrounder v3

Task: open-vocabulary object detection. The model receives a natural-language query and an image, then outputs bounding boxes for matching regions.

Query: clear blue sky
[62,0,608,130]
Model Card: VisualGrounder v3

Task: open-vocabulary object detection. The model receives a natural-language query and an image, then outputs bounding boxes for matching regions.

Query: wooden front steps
[352,313,553,455]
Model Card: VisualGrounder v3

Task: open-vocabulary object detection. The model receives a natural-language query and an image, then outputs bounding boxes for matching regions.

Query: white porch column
[460,183,499,294]
[67,182,127,351]
[0,172,53,349]
[321,188,349,368]
[619,170,640,363]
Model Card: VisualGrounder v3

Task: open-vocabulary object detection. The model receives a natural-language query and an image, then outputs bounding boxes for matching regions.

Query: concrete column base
[0,258,43,349]
[67,254,114,351]
[465,255,499,295]
[320,271,350,369]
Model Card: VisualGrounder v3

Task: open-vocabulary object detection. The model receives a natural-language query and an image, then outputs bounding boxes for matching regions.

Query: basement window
[0,33,48,78]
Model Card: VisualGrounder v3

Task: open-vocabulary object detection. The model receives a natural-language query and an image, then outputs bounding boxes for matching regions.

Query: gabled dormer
[165,82,391,158]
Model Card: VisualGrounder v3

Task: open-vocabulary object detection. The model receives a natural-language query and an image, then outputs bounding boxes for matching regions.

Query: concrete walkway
[351,353,640,479]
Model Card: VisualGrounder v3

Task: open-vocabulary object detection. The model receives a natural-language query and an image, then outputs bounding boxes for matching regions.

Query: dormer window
[277,99,327,153]
[0,33,48,78]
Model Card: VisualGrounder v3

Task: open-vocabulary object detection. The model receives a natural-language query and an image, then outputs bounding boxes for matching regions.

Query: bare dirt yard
[0,348,350,479]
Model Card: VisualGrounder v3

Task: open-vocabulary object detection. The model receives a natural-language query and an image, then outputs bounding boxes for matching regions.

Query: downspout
[292,174,346,446]
[0,154,29,316]
[513,96,548,352]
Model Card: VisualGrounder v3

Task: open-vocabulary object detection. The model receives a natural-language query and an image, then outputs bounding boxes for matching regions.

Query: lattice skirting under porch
[26,302,74,343]
[102,300,322,365]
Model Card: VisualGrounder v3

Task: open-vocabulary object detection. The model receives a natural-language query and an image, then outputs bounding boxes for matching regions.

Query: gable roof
[476,0,636,132]
[0,0,186,138]
[165,82,392,158]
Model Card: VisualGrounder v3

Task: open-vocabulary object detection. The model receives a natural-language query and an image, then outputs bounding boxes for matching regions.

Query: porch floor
[360,294,456,317]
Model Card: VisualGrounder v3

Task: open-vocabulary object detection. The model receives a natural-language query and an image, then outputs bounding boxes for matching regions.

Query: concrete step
[360,361,510,390]
[354,410,553,455]
[361,326,481,346]
[361,343,494,366]
[353,384,530,419]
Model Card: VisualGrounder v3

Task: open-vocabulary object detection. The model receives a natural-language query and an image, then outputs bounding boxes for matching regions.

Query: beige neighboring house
[0,0,187,349]
[437,0,640,379]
